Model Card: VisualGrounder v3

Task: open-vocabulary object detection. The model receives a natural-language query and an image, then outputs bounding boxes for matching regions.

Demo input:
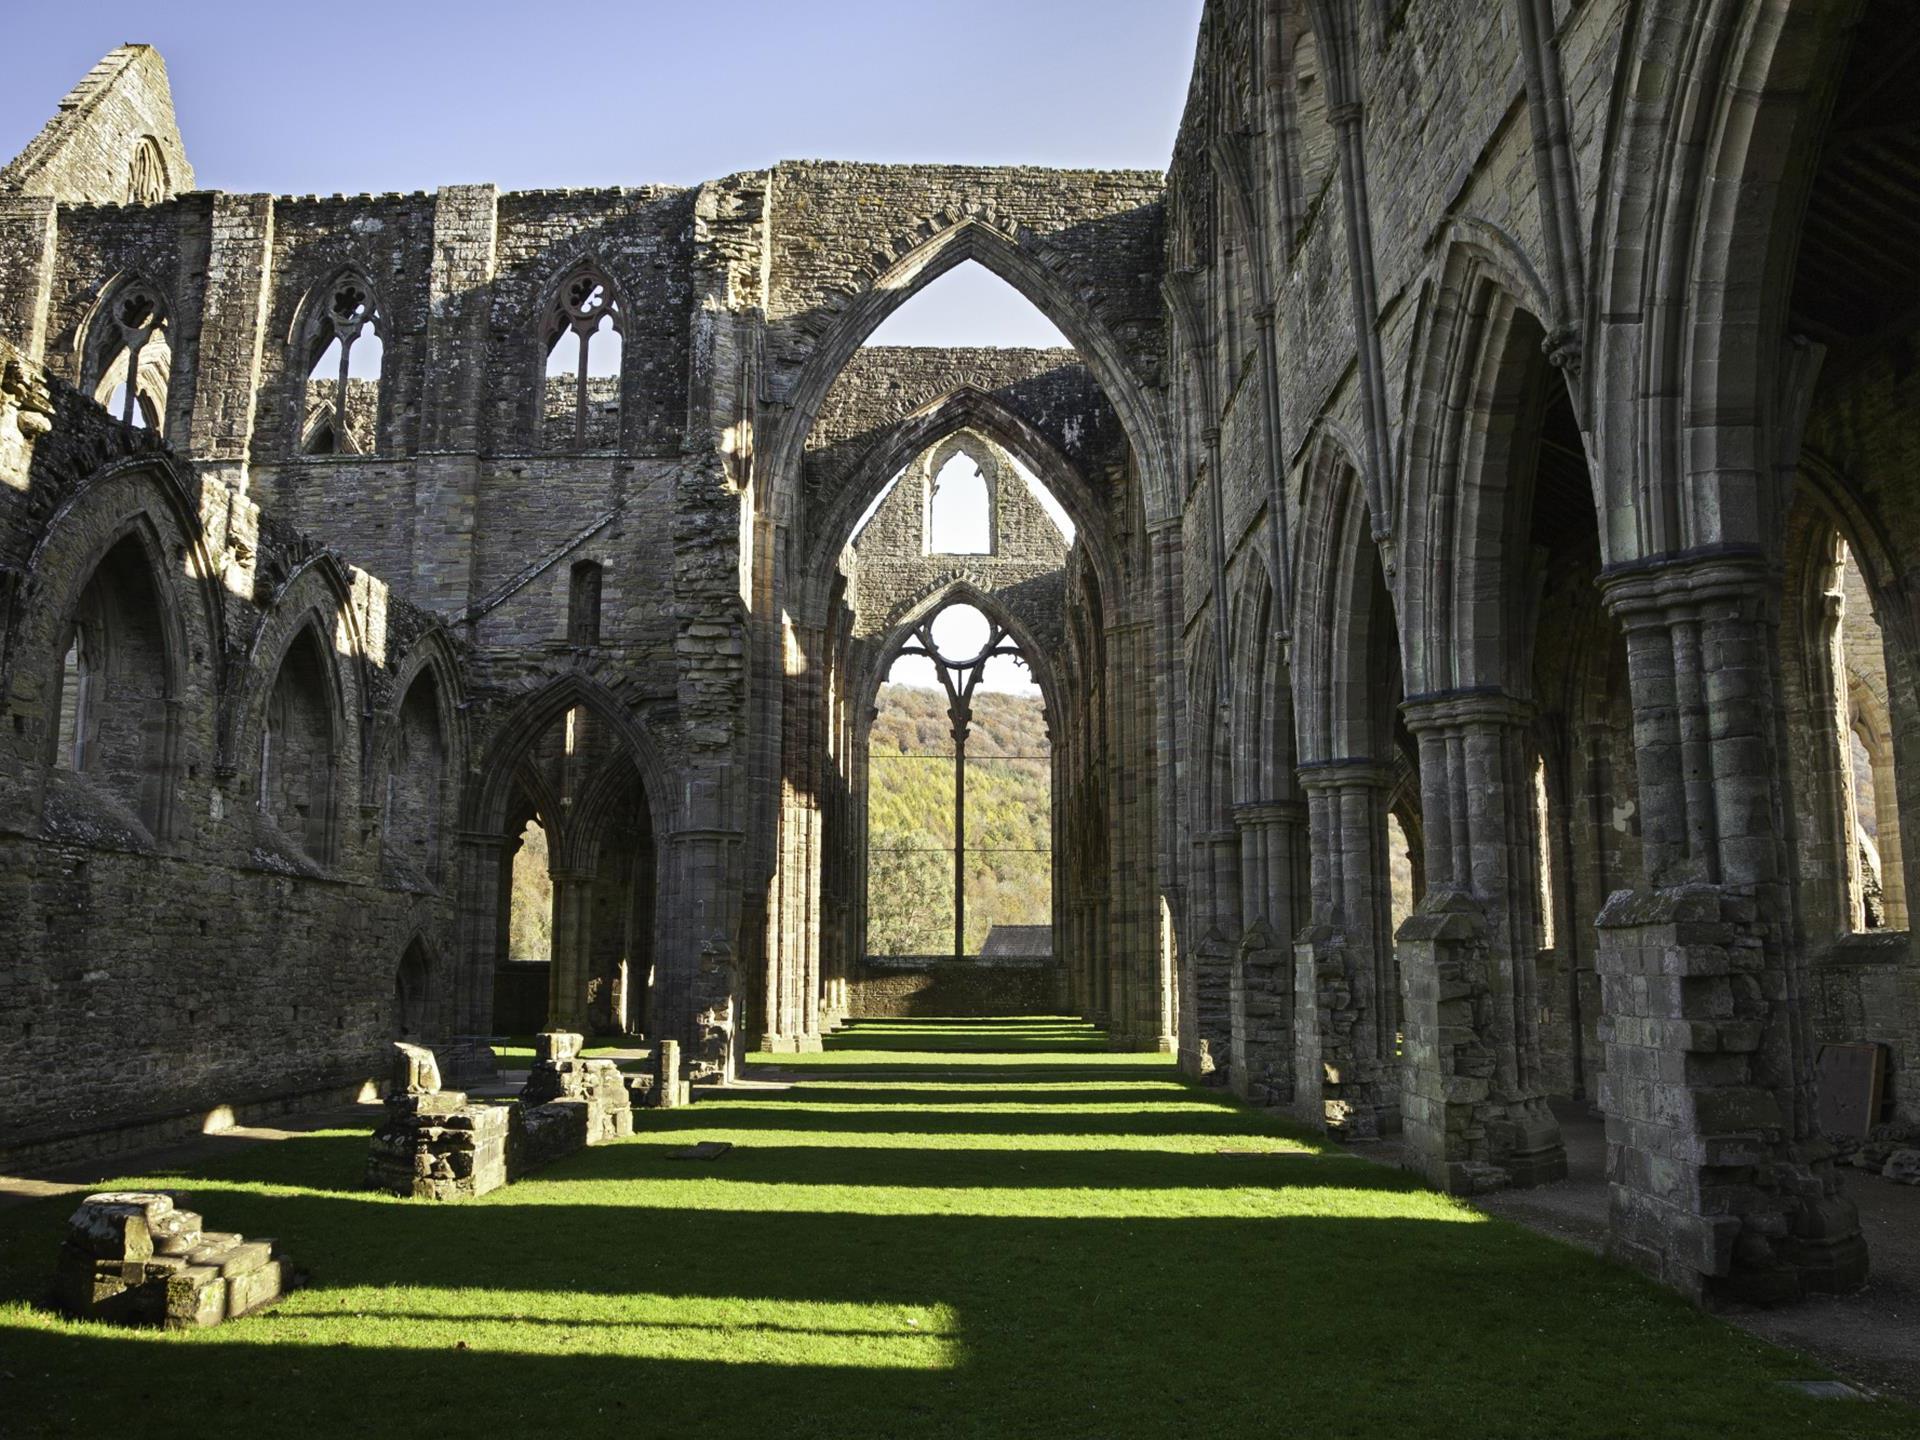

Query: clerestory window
[299,277,384,455]
[542,267,624,449]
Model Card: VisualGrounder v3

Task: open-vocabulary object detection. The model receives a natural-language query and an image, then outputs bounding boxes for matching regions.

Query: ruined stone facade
[4,4,1918,1305]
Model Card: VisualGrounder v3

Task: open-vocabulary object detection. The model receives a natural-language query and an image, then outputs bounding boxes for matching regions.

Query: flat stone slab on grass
[666,1142,733,1161]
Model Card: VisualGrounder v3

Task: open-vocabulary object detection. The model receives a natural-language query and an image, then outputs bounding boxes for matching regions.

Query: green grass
[0,1018,1906,1438]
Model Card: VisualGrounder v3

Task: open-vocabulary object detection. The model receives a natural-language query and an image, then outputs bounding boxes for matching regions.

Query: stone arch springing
[1589,0,1860,563]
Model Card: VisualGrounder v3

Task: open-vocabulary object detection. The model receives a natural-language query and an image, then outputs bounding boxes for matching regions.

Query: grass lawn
[0,1017,1907,1438]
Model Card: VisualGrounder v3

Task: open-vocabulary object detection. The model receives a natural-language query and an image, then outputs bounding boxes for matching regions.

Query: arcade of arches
[4,1,1920,1319]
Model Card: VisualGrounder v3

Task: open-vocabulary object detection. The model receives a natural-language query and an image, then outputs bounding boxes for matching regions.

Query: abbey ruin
[3,0,1919,1320]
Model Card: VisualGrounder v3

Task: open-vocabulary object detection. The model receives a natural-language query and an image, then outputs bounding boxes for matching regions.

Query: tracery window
[300,276,383,455]
[541,266,623,449]
[87,281,171,433]
[866,602,1051,959]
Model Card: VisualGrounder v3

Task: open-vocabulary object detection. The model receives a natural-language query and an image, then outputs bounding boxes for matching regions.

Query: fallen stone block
[53,1193,292,1329]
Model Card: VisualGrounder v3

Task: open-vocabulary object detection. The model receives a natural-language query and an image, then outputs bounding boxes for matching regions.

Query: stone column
[1397,692,1565,1192]
[1293,761,1396,1137]
[1231,800,1306,1106]
[764,617,824,1052]
[546,868,594,1034]
[447,830,509,1073]
[1597,555,1865,1302]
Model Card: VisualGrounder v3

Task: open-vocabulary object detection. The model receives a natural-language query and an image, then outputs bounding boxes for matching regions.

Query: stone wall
[850,956,1067,1018]
[0,340,464,1168]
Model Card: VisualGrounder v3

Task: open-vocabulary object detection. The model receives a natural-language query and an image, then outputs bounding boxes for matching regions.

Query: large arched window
[866,602,1051,959]
[298,274,384,455]
[541,264,624,449]
[85,279,171,434]
[50,532,174,833]
[259,625,338,863]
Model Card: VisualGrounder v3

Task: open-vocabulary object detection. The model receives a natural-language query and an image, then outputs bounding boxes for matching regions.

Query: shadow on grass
[0,1017,1910,1440]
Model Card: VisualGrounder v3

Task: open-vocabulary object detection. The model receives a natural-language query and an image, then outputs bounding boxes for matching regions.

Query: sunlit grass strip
[2,1292,962,1369]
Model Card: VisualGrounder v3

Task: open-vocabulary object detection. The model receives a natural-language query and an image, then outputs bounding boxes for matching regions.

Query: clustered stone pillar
[1397,692,1565,1191]
[1293,761,1396,1137]
[1231,800,1306,1106]
[1596,556,1865,1302]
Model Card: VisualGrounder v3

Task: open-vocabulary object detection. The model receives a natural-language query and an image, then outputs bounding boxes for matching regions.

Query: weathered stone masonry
[5,4,1920,1310]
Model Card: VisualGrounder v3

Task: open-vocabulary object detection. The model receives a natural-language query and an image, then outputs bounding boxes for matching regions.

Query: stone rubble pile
[54,1191,290,1328]
[1830,1121,1920,1183]
[368,1034,689,1200]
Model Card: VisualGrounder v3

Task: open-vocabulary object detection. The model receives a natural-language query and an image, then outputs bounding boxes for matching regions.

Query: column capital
[1234,799,1308,827]
[1598,547,1777,628]
[1400,688,1533,734]
[1296,758,1392,793]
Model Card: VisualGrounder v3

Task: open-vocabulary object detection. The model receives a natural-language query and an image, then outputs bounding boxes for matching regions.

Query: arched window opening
[300,277,383,456]
[508,816,554,962]
[542,267,623,449]
[1534,754,1556,950]
[1834,539,1906,931]
[927,453,993,555]
[89,283,171,434]
[396,942,432,1039]
[126,136,169,204]
[385,673,447,885]
[862,258,1071,348]
[49,535,173,830]
[568,560,604,647]
[867,602,1050,960]
[259,626,337,862]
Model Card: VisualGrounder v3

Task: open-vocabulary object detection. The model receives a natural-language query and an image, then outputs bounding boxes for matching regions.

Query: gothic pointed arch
[768,216,1172,526]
